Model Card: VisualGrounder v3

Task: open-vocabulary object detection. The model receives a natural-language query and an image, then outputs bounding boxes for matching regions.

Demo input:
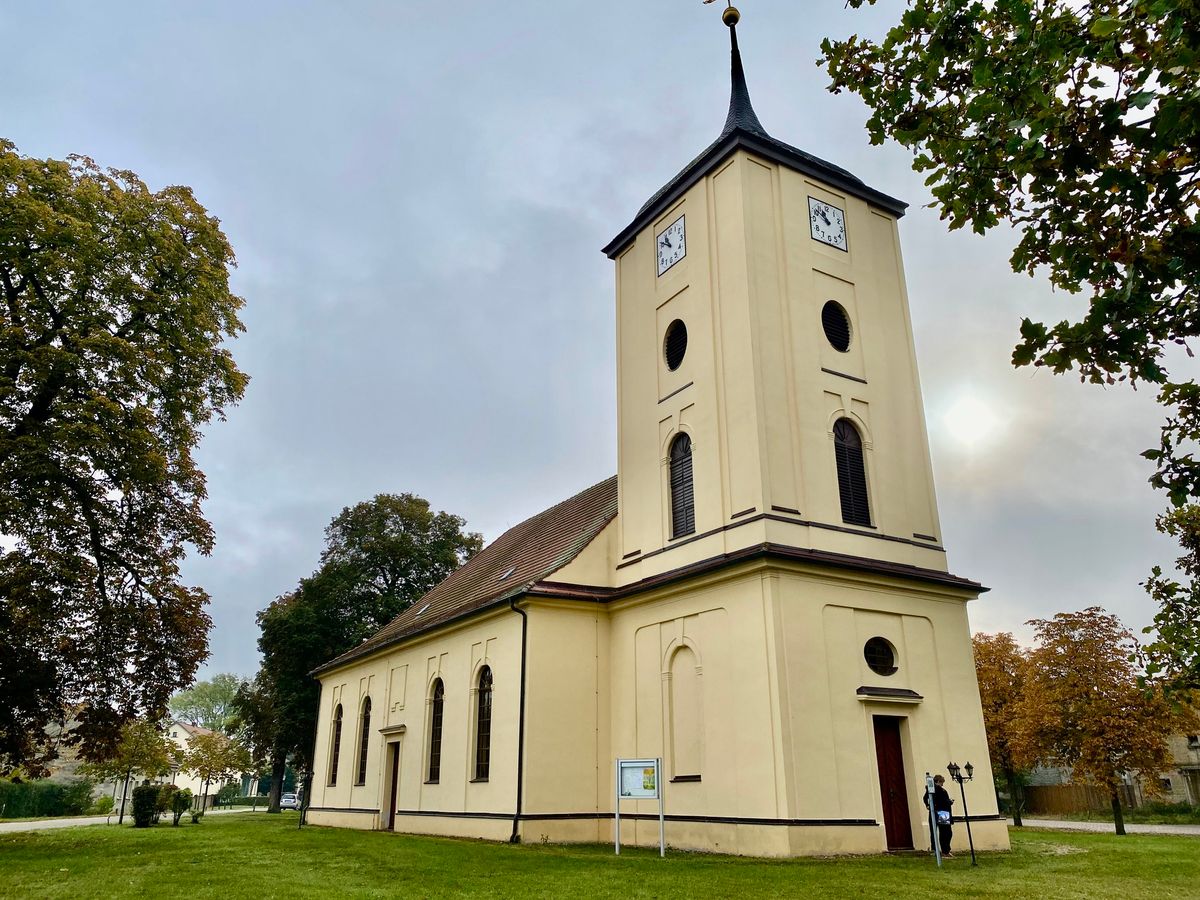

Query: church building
[307,9,1009,857]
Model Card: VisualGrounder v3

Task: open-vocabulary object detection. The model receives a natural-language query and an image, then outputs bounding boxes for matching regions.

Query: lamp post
[947,761,978,866]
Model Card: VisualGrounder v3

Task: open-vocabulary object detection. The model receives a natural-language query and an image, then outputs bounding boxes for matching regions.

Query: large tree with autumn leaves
[972,632,1029,826]
[1008,608,1196,834]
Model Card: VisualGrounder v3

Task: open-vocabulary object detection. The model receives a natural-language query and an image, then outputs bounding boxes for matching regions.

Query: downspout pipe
[509,596,529,843]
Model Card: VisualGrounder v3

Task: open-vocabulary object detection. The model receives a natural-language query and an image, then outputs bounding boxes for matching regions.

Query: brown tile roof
[314,475,618,674]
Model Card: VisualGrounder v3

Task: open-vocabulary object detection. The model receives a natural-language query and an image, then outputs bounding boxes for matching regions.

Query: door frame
[384,739,402,831]
[872,714,915,851]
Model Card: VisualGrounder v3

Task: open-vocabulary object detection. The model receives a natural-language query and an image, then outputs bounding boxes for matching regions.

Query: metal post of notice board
[614,757,664,857]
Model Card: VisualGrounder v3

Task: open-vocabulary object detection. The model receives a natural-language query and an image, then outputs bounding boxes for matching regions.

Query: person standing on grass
[923,774,955,857]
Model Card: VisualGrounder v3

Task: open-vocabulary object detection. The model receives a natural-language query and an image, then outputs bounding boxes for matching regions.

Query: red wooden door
[873,716,913,850]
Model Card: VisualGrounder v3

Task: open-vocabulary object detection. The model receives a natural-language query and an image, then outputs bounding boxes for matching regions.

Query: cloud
[2,0,1179,675]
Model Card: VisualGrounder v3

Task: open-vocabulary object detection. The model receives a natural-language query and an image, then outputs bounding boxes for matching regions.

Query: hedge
[0,779,94,819]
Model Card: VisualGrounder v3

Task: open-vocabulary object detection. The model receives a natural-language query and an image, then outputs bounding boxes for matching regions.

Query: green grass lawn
[1,814,1197,899]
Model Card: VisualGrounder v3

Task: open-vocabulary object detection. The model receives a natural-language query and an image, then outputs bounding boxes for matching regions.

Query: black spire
[720,8,767,139]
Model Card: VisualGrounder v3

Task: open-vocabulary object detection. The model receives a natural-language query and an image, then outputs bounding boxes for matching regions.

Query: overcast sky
[4,1,1190,678]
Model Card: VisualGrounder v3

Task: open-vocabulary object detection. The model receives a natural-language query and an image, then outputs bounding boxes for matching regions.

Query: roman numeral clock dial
[808,197,848,251]
[656,215,686,276]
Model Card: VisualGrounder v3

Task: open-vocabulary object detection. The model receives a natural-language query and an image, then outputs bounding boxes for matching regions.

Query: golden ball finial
[723,5,740,26]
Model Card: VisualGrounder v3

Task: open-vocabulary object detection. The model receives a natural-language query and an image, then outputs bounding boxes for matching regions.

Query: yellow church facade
[308,13,1009,857]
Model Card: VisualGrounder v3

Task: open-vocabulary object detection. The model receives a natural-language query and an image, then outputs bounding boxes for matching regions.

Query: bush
[1141,801,1198,816]
[0,779,96,819]
[131,783,158,828]
[190,808,204,824]
[215,783,240,807]
[171,789,193,827]
[225,794,268,807]
[88,795,114,816]
[155,784,178,824]
[61,780,95,815]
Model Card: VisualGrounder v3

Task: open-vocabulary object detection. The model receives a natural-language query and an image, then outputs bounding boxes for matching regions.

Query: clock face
[808,198,848,251]
[656,215,686,276]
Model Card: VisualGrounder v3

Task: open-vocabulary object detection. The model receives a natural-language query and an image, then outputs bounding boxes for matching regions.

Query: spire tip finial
[723,5,740,27]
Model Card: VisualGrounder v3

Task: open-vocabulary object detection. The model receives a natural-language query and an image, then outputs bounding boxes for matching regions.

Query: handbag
[936,810,951,824]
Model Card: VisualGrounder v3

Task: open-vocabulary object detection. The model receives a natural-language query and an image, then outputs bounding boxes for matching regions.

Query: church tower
[604,8,946,586]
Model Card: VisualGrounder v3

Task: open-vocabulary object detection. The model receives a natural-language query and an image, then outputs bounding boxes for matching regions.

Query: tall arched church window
[669,433,696,539]
[833,418,871,526]
[355,697,372,785]
[669,646,703,778]
[474,666,493,781]
[329,704,343,786]
[427,679,445,784]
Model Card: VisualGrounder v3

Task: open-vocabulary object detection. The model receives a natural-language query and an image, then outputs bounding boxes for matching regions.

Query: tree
[973,632,1030,827]
[170,787,193,826]
[79,718,178,825]
[0,140,248,775]
[154,783,178,824]
[230,675,281,811]
[319,493,482,632]
[1011,608,1196,834]
[821,1,1200,503]
[182,731,251,811]
[169,673,243,734]
[1143,505,1200,692]
[251,494,480,805]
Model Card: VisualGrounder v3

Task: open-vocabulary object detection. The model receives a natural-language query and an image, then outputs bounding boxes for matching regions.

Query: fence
[1024,783,1138,815]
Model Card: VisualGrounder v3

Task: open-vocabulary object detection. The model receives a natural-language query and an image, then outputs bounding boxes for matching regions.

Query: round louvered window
[864,637,897,676]
[822,301,852,352]
[664,320,688,371]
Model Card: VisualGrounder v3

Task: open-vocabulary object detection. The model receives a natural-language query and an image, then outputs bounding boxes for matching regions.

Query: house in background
[1153,733,1200,806]
[1024,733,1200,814]
[165,720,246,808]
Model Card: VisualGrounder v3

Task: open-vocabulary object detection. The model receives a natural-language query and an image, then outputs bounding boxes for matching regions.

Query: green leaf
[1090,17,1122,38]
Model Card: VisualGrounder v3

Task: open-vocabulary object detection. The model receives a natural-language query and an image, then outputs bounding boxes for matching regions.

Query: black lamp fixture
[947,760,979,866]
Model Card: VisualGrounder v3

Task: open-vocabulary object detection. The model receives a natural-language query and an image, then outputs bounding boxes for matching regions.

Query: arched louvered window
[355,697,372,785]
[669,433,696,539]
[474,666,493,781]
[427,679,444,784]
[833,418,871,526]
[329,704,343,786]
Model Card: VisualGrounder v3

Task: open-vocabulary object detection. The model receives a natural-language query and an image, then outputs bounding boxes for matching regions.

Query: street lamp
[947,761,978,866]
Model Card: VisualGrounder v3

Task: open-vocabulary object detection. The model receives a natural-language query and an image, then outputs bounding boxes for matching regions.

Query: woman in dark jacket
[924,774,955,856]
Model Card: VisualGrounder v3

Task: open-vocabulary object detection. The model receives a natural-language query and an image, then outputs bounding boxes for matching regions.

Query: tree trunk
[1006,770,1023,827]
[1111,790,1126,835]
[299,769,313,828]
[267,754,285,814]
[118,770,131,825]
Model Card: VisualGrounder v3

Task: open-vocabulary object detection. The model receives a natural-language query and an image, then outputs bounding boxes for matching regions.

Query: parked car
[280,792,298,810]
